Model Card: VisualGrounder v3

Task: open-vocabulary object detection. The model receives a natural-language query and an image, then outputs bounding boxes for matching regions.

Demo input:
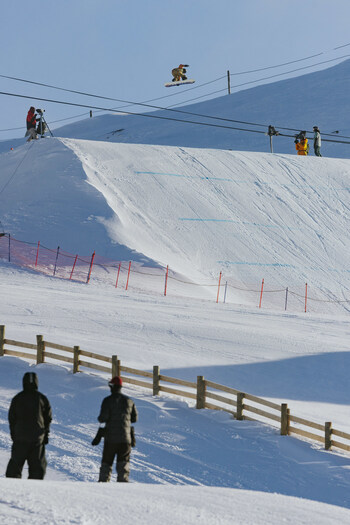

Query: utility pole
[267,125,279,153]
[227,70,231,95]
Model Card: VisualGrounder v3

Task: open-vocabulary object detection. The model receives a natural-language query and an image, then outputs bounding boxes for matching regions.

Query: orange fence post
[305,282,308,313]
[259,278,264,308]
[125,261,131,290]
[164,265,169,296]
[115,262,121,288]
[86,251,95,284]
[35,241,40,267]
[216,271,222,303]
[53,246,60,276]
[70,254,78,280]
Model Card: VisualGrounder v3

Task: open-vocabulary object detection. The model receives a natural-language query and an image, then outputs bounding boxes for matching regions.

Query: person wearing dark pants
[96,376,137,482]
[99,442,131,482]
[6,372,52,479]
[313,126,322,157]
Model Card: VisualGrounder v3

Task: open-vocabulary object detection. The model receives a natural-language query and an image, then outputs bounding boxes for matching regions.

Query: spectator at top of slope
[313,126,322,157]
[25,106,38,142]
[294,132,309,156]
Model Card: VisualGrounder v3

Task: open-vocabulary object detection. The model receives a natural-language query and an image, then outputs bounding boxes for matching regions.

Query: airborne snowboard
[164,79,195,87]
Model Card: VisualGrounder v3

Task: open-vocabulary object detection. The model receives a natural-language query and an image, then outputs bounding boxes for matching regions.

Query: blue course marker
[178,218,301,231]
[134,171,186,177]
[217,261,295,268]
[134,171,231,181]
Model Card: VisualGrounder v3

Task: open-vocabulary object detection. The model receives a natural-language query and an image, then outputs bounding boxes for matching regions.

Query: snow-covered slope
[1,137,350,311]
[2,478,350,525]
[1,347,350,517]
[1,60,350,525]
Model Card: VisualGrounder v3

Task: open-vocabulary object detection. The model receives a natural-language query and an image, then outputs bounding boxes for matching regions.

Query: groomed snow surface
[1,266,350,524]
[1,85,350,521]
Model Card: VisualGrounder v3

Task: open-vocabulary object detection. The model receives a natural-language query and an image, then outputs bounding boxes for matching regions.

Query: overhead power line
[0,90,270,135]
[2,56,350,141]
[167,54,350,108]
[1,41,350,132]
[1,42,350,141]
[1,89,350,146]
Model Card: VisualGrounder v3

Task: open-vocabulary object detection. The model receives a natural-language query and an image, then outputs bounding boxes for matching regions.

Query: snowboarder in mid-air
[165,64,195,87]
[171,64,189,82]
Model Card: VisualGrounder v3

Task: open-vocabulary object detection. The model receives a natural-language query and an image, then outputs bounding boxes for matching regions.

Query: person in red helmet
[25,107,38,142]
[95,376,138,482]
[171,64,189,82]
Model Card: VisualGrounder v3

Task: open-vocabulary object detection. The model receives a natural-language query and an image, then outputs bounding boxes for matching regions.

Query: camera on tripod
[36,109,47,136]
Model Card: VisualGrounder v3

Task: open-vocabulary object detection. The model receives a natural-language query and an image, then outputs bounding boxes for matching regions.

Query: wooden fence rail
[0,324,349,454]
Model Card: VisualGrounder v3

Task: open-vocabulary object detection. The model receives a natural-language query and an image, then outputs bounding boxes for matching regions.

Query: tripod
[37,110,54,138]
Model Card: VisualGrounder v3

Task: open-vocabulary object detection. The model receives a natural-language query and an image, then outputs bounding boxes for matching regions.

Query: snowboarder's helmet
[109,376,122,387]
[30,106,35,112]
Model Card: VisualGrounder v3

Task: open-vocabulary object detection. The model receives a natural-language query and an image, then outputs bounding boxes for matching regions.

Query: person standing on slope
[25,107,38,142]
[6,372,52,479]
[313,126,322,157]
[96,376,138,482]
[294,132,309,156]
[171,64,189,82]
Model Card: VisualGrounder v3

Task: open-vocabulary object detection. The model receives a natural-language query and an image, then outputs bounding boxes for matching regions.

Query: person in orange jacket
[171,64,189,82]
[294,132,309,156]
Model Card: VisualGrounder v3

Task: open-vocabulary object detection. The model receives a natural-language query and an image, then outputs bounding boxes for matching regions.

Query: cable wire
[1,50,350,135]
[0,141,35,197]
[1,89,350,147]
[168,54,350,108]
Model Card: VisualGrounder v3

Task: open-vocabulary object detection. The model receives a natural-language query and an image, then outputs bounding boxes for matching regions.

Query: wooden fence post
[73,346,80,373]
[0,325,5,356]
[325,422,332,450]
[36,335,45,364]
[196,376,206,409]
[236,392,245,420]
[153,366,160,396]
[111,355,120,377]
[281,403,290,435]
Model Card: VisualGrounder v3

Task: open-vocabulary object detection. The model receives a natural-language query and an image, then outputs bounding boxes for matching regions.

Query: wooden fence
[1,325,349,454]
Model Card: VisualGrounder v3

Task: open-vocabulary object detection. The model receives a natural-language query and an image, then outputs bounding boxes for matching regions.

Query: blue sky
[2,0,350,140]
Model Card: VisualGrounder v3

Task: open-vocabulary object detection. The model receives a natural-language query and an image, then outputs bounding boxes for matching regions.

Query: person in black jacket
[96,376,138,482]
[6,372,52,479]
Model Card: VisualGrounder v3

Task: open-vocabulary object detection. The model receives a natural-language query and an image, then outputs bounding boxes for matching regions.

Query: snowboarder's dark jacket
[8,372,52,443]
[98,392,137,444]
